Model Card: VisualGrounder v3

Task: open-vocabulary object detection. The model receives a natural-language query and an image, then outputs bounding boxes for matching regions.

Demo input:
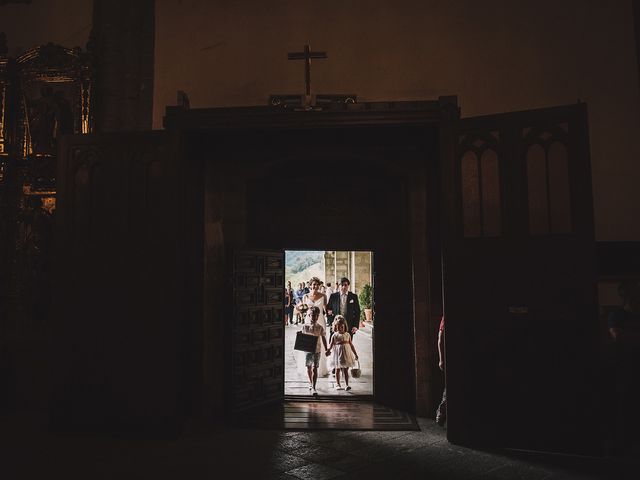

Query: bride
[297,276,329,377]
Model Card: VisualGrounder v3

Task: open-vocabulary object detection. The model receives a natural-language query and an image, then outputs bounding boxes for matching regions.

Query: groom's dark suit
[326,291,361,336]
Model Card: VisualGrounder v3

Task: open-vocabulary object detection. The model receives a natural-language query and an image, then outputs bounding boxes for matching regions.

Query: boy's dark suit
[326,291,361,335]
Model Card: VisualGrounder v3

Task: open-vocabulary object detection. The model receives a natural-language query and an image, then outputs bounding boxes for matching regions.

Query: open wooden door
[52,131,189,432]
[229,250,285,412]
[440,104,600,454]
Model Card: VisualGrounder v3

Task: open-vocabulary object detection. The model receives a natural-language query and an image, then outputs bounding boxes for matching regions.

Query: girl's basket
[350,360,361,378]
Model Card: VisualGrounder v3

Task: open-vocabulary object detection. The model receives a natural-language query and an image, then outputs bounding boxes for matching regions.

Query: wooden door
[52,132,187,432]
[440,104,600,454]
[229,250,285,412]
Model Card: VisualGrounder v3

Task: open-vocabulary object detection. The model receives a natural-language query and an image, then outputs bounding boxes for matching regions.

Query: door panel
[441,104,599,454]
[52,132,184,432]
[230,250,285,412]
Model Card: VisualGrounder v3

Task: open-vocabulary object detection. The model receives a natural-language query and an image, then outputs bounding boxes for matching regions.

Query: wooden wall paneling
[53,131,184,432]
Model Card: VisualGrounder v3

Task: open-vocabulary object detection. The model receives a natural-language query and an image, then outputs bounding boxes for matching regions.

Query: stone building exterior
[323,250,372,295]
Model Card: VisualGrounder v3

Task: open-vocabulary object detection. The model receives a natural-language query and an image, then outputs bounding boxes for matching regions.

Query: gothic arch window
[459,132,502,237]
[524,126,571,235]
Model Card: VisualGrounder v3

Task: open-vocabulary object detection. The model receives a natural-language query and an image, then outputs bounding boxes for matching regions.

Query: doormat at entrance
[234,401,420,431]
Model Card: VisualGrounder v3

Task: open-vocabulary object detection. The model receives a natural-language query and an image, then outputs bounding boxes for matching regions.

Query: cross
[287,44,327,98]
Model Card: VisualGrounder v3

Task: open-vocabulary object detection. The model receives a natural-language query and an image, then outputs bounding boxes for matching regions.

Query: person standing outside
[326,316,359,391]
[302,306,328,396]
[294,283,306,324]
[326,277,360,337]
[435,316,446,427]
[325,282,334,298]
[607,281,640,452]
[284,282,294,325]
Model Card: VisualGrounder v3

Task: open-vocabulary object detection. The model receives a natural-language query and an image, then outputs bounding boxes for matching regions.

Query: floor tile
[286,462,344,480]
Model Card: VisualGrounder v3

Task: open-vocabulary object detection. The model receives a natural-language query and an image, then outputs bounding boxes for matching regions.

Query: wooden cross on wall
[287,44,327,99]
[270,44,356,109]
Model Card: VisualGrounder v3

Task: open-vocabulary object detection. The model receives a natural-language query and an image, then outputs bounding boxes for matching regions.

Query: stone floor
[2,413,638,479]
[285,322,373,397]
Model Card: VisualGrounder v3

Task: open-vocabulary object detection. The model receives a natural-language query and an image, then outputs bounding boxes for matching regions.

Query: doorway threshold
[285,394,374,402]
[236,400,419,431]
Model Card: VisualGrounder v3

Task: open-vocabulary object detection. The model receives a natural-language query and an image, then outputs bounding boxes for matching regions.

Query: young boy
[302,305,328,396]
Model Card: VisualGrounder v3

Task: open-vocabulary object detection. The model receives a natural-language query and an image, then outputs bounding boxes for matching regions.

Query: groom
[326,277,361,338]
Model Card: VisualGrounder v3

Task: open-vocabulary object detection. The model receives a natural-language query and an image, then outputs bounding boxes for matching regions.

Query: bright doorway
[284,250,374,397]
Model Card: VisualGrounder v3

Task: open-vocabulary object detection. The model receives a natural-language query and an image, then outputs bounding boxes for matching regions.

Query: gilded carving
[0,36,93,325]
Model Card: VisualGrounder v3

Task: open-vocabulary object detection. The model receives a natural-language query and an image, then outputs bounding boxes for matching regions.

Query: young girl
[325,315,359,391]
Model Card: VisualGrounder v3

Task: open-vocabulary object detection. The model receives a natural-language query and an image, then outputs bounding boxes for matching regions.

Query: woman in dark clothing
[284,282,295,325]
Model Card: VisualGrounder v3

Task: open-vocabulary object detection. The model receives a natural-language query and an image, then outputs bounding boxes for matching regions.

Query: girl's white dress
[303,294,329,376]
[330,332,356,369]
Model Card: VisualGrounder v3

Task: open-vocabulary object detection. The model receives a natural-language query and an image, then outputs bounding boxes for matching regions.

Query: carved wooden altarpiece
[0,39,92,322]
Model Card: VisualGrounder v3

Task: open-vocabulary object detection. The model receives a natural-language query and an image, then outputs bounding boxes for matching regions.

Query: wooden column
[203,157,248,423]
[409,163,432,417]
[91,0,155,132]
[634,0,640,90]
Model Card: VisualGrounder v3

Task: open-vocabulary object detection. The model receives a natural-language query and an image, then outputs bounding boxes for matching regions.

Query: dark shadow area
[471,445,640,479]
[2,411,638,479]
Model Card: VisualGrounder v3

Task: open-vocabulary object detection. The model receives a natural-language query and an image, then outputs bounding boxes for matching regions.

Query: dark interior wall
[201,139,247,421]
[635,0,640,85]
[91,0,155,131]
[2,1,155,132]
[1,1,92,55]
[155,0,640,241]
[4,1,639,236]
[3,1,639,237]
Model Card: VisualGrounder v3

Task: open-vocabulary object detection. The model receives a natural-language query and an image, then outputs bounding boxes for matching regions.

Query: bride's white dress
[303,294,329,377]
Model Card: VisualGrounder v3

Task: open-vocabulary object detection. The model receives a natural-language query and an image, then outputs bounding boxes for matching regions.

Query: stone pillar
[334,251,350,284]
[349,252,356,292]
[353,251,372,294]
[91,0,155,132]
[324,251,336,285]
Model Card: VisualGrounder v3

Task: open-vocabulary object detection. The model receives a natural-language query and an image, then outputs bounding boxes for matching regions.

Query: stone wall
[353,251,372,295]
[335,251,350,286]
[323,250,372,294]
[323,250,335,287]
